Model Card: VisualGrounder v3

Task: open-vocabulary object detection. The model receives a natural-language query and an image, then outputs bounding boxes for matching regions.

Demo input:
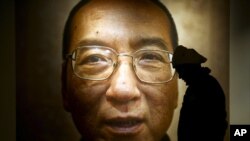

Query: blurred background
[230,0,250,125]
[0,0,249,141]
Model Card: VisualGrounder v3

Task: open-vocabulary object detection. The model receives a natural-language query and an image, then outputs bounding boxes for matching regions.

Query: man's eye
[77,55,107,65]
[140,53,163,61]
[87,56,103,63]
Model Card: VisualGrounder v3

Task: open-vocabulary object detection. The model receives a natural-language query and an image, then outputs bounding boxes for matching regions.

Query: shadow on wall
[172,45,228,141]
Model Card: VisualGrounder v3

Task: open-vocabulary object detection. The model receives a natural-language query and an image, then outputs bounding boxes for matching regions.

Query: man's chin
[103,120,144,136]
[95,124,159,141]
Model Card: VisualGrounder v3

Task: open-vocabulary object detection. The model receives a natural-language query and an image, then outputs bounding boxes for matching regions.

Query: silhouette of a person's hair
[173,45,228,141]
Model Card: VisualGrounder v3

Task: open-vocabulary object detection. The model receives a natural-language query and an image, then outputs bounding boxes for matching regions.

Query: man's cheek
[68,82,108,112]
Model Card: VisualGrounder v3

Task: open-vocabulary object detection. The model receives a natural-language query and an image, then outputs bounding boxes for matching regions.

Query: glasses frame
[66,46,175,84]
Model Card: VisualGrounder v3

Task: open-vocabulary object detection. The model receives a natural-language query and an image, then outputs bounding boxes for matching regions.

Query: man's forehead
[84,0,157,9]
[71,0,171,36]
[67,0,174,52]
[74,0,168,21]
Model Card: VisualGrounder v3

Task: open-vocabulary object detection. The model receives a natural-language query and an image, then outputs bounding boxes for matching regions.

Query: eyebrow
[133,37,169,51]
[77,39,109,47]
[76,37,169,51]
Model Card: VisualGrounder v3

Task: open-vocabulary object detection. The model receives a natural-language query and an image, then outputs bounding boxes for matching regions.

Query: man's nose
[106,57,140,104]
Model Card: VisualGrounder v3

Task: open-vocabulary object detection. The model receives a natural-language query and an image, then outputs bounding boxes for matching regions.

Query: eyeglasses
[66,46,175,84]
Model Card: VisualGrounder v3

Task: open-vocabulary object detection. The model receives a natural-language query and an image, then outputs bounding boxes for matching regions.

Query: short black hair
[62,0,90,60]
[62,0,178,59]
[151,0,178,48]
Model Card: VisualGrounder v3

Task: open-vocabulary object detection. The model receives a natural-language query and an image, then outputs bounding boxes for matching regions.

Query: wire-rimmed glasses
[66,46,175,84]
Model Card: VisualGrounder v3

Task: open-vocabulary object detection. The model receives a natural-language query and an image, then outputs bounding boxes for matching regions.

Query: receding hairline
[62,0,178,59]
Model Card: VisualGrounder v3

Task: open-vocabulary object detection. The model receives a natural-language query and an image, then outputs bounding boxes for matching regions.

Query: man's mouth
[104,117,144,135]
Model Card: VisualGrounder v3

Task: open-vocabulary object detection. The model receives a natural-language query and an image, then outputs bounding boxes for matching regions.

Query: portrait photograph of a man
[12,0,239,141]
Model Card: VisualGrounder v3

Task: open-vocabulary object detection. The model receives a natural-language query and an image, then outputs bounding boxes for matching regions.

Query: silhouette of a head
[172,45,207,83]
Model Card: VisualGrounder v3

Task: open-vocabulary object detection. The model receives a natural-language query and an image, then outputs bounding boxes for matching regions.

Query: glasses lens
[134,50,174,83]
[70,47,174,83]
[72,47,115,80]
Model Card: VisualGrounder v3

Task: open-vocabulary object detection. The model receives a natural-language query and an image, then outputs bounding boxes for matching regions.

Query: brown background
[16,1,81,140]
[0,0,248,141]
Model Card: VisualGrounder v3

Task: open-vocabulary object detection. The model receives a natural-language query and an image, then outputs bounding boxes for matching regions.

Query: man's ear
[61,61,71,112]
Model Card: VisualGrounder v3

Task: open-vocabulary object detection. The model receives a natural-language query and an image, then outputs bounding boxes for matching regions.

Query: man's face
[63,0,178,141]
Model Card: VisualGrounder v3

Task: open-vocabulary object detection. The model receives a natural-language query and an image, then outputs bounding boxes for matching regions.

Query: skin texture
[63,0,178,141]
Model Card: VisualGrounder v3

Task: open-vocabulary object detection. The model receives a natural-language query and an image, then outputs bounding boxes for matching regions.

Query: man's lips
[104,117,144,135]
